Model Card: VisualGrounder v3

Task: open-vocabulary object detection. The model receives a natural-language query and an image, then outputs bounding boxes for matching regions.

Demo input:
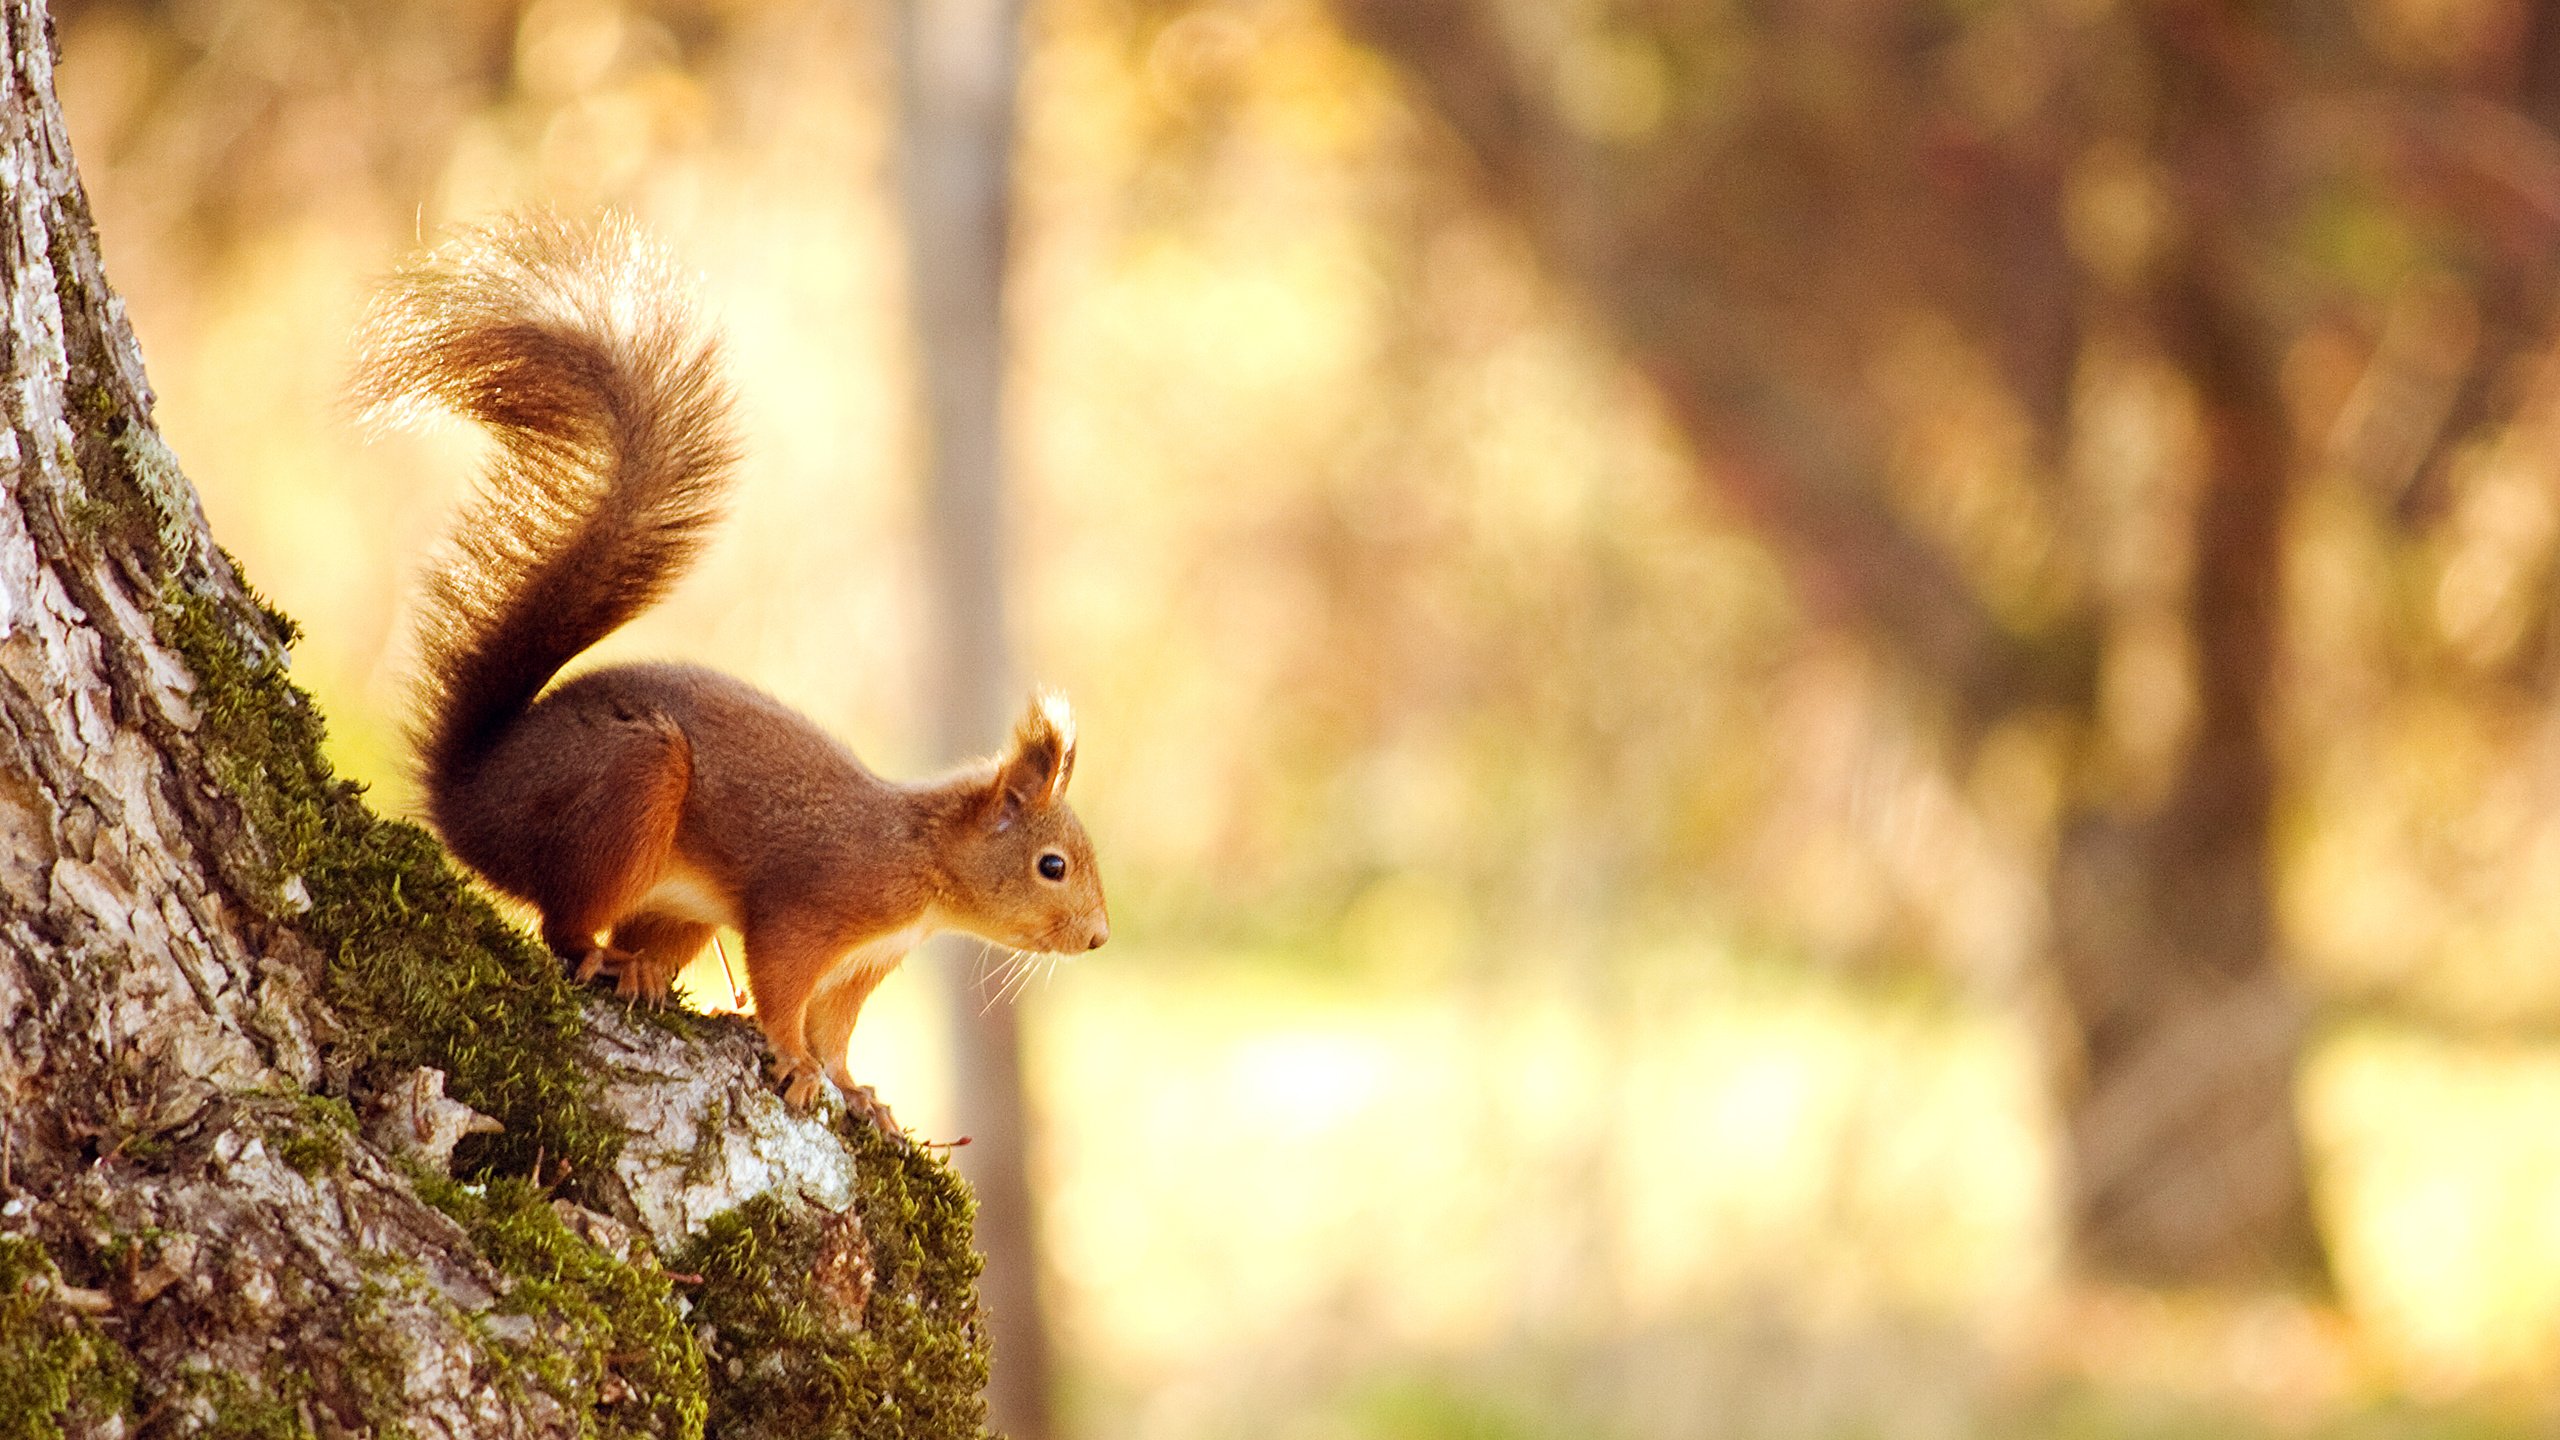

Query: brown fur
[366,215,1109,1113]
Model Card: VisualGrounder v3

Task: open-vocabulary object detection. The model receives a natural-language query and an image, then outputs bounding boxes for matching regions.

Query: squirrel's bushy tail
[358,213,738,795]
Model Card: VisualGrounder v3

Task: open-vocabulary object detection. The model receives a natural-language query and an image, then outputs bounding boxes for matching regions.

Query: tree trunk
[2049,270,2319,1279]
[0,3,990,1435]
[893,2,1055,1438]
[2048,22,2326,1281]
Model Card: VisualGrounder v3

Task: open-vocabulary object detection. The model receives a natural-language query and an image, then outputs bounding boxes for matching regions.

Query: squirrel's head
[939,692,1109,955]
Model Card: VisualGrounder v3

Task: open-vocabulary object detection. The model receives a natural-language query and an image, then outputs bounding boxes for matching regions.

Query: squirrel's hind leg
[602,913,716,1004]
[525,709,694,975]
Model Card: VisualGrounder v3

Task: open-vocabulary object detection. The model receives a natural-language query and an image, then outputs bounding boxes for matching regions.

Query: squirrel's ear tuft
[991,691,1076,822]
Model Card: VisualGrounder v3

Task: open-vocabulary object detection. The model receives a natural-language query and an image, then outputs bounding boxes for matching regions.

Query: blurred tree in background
[1331,0,2300,1285]
[1321,0,2560,1286]
[894,0,1058,1434]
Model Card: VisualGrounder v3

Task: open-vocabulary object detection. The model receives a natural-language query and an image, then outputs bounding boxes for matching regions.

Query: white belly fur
[635,864,740,929]
[628,872,940,982]
[821,921,933,990]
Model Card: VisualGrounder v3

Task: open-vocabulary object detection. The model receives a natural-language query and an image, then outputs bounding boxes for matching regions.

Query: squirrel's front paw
[771,1055,827,1111]
[612,957,679,1005]
[574,945,639,985]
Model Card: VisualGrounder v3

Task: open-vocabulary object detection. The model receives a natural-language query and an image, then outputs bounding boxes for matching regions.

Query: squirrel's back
[356,213,739,805]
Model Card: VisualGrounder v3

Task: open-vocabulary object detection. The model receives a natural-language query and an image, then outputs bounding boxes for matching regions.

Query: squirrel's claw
[840,1083,902,1135]
[576,946,681,1007]
[769,1059,895,1124]
[780,1071,827,1111]
[773,1055,828,1111]
[573,945,638,985]
[612,958,677,1005]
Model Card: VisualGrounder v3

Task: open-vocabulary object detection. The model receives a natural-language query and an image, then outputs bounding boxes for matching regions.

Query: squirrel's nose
[1086,921,1109,951]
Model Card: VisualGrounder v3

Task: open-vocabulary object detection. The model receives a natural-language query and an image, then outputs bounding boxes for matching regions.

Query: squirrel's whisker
[999,949,1046,1007]
[980,947,1036,1014]
[970,943,1012,1001]
[998,953,1037,1007]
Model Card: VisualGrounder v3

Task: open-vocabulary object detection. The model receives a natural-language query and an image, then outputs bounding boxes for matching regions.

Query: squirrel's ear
[990,691,1076,825]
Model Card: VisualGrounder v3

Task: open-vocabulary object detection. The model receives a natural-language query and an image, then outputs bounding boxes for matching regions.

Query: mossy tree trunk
[0,3,992,1436]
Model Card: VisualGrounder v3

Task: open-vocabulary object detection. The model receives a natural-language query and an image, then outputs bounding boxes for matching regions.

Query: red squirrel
[358,213,1109,1113]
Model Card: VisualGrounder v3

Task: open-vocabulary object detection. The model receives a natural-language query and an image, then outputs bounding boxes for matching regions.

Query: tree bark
[894,2,1056,1438]
[0,3,991,1434]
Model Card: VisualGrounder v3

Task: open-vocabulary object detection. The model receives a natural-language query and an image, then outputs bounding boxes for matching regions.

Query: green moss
[0,1236,139,1440]
[89,1227,171,1281]
[266,1091,359,1178]
[156,583,618,1188]
[681,1096,728,1189]
[677,1124,990,1440]
[414,1174,706,1440]
[189,1367,319,1440]
[332,1273,424,1440]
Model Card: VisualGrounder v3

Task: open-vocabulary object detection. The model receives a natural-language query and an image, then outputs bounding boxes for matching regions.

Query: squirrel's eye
[1038,852,1068,882]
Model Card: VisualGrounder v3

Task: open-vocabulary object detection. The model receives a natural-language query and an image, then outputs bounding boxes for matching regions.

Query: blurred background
[48,0,2560,1435]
